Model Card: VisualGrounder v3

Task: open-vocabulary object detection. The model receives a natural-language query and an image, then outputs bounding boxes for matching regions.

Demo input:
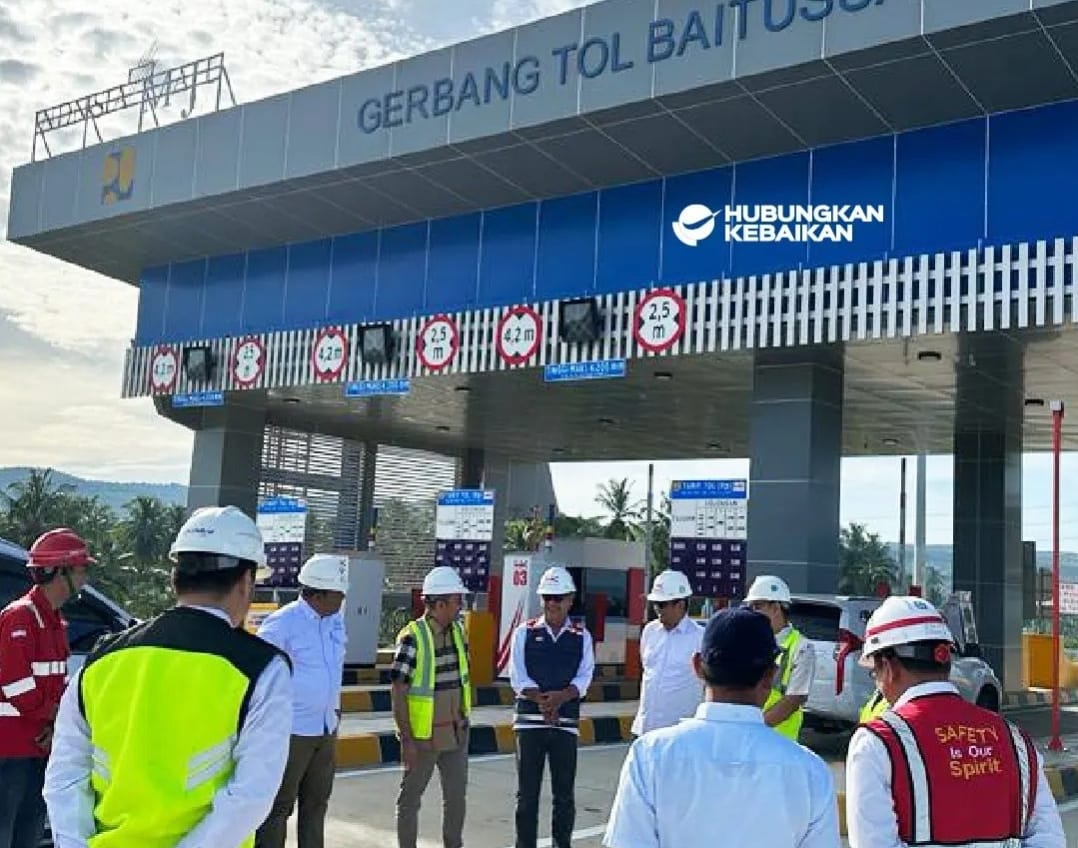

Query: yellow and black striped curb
[1004,688,1078,710]
[343,662,627,686]
[341,680,640,713]
[335,714,635,768]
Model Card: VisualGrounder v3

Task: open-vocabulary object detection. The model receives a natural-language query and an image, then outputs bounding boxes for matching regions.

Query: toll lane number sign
[150,346,179,393]
[233,337,265,387]
[312,327,348,381]
[634,288,686,353]
[418,315,459,371]
[496,306,542,366]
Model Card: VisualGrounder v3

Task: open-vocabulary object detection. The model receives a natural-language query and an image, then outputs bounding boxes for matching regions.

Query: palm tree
[838,523,897,595]
[595,479,643,541]
[120,496,168,563]
[0,468,73,546]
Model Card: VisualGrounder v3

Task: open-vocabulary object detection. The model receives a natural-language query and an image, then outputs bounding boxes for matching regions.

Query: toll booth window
[584,568,627,618]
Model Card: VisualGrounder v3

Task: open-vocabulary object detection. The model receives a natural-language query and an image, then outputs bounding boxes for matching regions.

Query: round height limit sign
[496,306,542,366]
[312,327,348,382]
[634,288,686,353]
[149,346,179,393]
[417,315,459,371]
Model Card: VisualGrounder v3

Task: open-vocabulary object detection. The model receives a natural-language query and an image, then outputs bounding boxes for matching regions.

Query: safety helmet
[536,566,575,596]
[859,595,955,668]
[744,575,791,605]
[298,554,349,593]
[28,528,95,569]
[647,569,692,602]
[422,565,469,597]
[169,506,269,578]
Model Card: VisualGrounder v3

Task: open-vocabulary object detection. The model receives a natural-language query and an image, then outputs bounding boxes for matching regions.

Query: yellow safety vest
[79,607,281,848]
[764,627,804,741]
[860,689,889,723]
[400,617,471,741]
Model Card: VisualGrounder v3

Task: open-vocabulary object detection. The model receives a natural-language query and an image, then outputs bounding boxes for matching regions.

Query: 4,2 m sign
[496,305,543,366]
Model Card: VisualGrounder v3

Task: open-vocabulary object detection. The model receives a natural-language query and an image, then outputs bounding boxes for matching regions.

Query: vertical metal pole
[915,452,927,588]
[1050,400,1064,752]
[898,457,907,589]
[644,463,654,586]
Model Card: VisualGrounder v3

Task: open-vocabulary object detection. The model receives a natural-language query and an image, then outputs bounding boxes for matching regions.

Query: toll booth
[495,537,644,677]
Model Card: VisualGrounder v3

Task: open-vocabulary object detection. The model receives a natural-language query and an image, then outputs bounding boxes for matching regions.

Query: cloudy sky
[1,0,1076,551]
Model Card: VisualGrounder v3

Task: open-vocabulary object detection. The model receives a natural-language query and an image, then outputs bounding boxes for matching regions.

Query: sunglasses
[542,594,571,604]
[653,600,676,609]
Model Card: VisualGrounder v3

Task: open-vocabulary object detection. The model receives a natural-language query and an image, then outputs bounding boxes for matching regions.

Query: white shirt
[257,598,345,735]
[778,624,816,698]
[509,616,595,735]
[604,701,840,848]
[846,681,1065,848]
[631,615,704,736]
[43,605,294,848]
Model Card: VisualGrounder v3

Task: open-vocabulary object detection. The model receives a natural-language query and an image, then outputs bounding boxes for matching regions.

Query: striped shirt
[390,615,469,751]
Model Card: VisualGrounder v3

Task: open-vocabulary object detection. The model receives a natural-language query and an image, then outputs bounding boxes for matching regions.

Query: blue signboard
[670,479,748,499]
[544,359,627,383]
[437,490,496,507]
[172,391,224,408]
[345,379,411,397]
[257,496,307,514]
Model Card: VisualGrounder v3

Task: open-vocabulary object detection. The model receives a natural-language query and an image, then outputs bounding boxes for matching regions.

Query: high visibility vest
[764,627,804,741]
[400,618,471,741]
[860,689,889,723]
[865,692,1037,846]
[79,607,283,848]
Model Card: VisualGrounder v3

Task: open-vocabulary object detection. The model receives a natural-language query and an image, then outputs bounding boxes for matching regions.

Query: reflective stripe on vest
[764,628,803,740]
[860,690,889,724]
[871,697,1036,847]
[404,618,471,741]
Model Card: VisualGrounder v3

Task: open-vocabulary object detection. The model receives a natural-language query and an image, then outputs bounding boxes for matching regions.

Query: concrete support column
[747,346,844,593]
[185,398,267,517]
[953,335,1025,690]
[357,443,378,551]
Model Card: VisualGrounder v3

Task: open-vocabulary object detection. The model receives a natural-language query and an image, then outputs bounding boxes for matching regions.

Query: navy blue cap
[700,607,781,674]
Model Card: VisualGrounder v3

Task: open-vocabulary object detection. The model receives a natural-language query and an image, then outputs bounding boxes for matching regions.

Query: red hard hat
[27,528,95,569]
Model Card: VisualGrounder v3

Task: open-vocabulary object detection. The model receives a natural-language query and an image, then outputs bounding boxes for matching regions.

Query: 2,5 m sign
[634,288,686,353]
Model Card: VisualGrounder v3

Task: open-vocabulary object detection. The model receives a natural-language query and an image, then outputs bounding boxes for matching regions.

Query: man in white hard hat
[509,565,595,848]
[743,575,814,741]
[44,506,293,848]
[604,606,839,848]
[631,569,703,738]
[255,554,349,848]
[390,565,472,848]
[846,595,1064,848]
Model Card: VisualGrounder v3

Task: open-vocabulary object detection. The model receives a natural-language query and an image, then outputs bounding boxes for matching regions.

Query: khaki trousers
[256,733,337,848]
[396,730,469,848]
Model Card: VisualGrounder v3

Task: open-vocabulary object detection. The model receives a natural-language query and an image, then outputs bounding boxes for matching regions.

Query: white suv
[789,591,1003,732]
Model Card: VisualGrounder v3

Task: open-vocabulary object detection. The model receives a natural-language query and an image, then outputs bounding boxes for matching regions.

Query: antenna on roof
[129,41,161,132]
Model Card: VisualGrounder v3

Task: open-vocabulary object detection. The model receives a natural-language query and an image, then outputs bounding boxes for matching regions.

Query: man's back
[604,703,839,848]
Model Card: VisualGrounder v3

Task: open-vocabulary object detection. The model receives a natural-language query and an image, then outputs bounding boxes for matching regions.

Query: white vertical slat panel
[931,255,944,335]
[841,264,853,342]
[1051,242,1064,326]
[812,267,824,344]
[964,249,978,333]
[732,277,745,351]
[746,276,757,349]
[782,271,794,348]
[949,252,961,334]
[706,280,720,353]
[693,281,707,354]
[999,245,1011,331]
[539,301,552,367]
[613,291,626,361]
[676,284,691,356]
[870,261,883,339]
[916,255,928,336]
[982,246,995,332]
[1067,238,1078,325]
[720,278,732,351]
[771,273,783,347]
[265,332,280,389]
[1018,243,1030,329]
[901,257,913,337]
[798,269,810,346]
[886,258,899,338]
[1034,240,1047,327]
[758,274,771,348]
[825,266,836,343]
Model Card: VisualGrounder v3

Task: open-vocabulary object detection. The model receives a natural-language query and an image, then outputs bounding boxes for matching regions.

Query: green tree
[923,565,947,607]
[552,513,605,539]
[505,514,547,552]
[641,494,672,575]
[0,468,73,547]
[595,478,643,541]
[119,496,169,563]
[838,523,897,596]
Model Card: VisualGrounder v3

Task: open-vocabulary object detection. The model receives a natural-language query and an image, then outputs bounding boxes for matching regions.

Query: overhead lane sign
[544,359,627,383]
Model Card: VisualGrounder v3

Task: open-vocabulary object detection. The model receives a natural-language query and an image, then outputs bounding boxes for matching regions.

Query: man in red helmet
[0,528,92,848]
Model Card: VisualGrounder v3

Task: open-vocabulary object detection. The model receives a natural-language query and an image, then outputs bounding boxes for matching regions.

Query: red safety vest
[866,691,1037,846]
[0,587,69,757]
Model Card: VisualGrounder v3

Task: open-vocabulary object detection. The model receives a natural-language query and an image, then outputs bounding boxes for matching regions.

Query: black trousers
[514,729,578,848]
[0,757,47,848]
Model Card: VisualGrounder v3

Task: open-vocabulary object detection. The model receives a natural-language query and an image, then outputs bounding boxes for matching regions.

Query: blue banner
[172,391,224,408]
[670,479,747,499]
[345,379,411,397]
[544,359,627,383]
[437,489,495,507]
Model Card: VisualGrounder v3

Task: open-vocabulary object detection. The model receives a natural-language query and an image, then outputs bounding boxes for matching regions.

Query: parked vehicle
[791,591,1002,732]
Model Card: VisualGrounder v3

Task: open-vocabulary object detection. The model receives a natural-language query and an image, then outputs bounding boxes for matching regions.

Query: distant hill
[885,542,1078,584]
[0,468,187,516]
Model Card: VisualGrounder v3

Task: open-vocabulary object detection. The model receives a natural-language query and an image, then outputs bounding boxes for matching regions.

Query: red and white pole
[1050,400,1065,753]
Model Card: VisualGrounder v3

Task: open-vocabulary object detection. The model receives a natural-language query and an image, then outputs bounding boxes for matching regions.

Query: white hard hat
[537,566,576,596]
[169,506,268,577]
[744,575,791,605]
[298,554,349,593]
[422,565,469,597]
[859,596,955,667]
[647,569,692,602]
